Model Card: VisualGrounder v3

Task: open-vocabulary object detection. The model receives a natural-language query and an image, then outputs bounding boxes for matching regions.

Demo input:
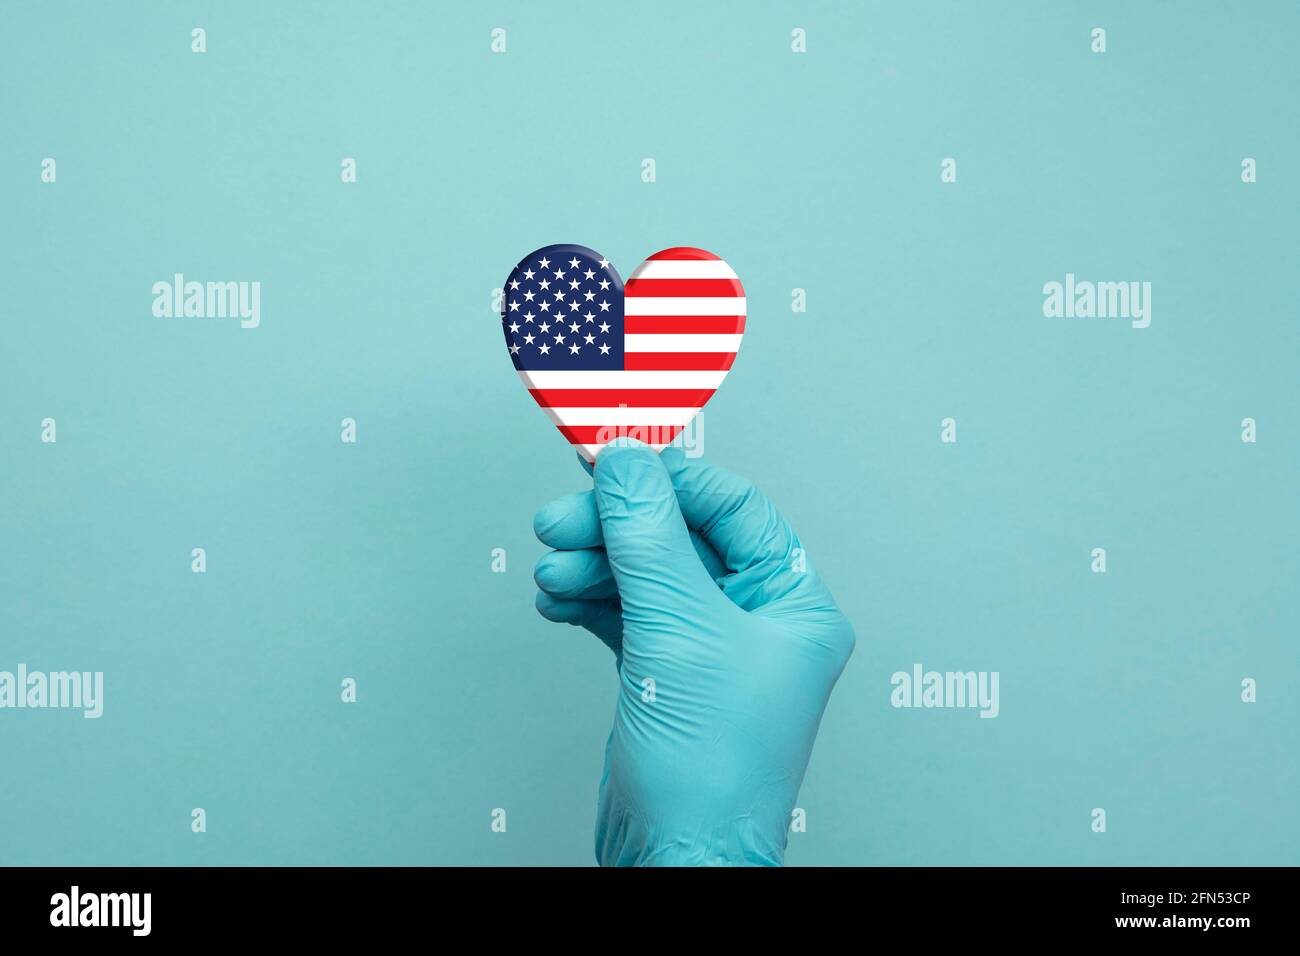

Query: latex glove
[532,440,855,866]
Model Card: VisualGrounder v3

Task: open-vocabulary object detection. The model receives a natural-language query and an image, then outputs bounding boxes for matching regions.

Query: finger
[534,548,619,600]
[592,439,720,615]
[659,446,809,610]
[533,490,602,550]
[534,592,624,653]
[535,487,728,580]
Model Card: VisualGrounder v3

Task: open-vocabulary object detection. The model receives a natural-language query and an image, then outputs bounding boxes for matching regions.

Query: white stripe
[574,442,672,462]
[624,296,746,316]
[519,370,728,389]
[542,407,703,426]
[624,333,743,353]
[626,260,738,280]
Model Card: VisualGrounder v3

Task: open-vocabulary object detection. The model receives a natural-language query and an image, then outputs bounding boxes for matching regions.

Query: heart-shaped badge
[501,244,745,462]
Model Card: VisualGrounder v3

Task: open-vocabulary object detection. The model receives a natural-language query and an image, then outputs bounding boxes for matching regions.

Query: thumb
[592,439,719,617]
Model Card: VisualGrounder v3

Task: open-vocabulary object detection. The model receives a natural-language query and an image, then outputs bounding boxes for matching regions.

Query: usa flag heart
[501,244,745,462]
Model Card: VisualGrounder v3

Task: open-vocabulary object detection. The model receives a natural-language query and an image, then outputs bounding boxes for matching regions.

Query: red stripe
[530,388,714,407]
[558,424,687,444]
[623,352,736,371]
[647,247,719,261]
[624,316,745,334]
[624,279,744,297]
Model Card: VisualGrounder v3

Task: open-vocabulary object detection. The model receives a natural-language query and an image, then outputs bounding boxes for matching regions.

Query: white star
[569,343,581,354]
[538,257,550,269]
[599,321,610,333]
[553,269,565,281]
[538,278,550,290]
[523,333,535,344]
[523,312,535,323]
[583,269,595,280]
[510,343,520,354]
[523,268,535,280]
[554,289,566,301]
[585,312,596,323]
[538,301,550,311]
[569,302,580,312]
[599,278,610,290]
[598,257,610,269]
[583,290,595,301]
[509,279,520,290]
[554,332,565,344]
[599,300,610,312]
[523,290,534,301]
[569,279,580,290]
[568,257,581,269]
[584,333,595,344]
[508,300,519,311]
[539,321,551,333]
[509,322,520,333]
[599,343,611,355]
[538,343,551,354]
[569,322,580,333]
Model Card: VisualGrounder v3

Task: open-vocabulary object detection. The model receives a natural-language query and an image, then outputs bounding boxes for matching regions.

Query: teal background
[1,1,1296,866]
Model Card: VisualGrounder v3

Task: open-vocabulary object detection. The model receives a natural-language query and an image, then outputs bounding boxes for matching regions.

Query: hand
[532,440,856,866]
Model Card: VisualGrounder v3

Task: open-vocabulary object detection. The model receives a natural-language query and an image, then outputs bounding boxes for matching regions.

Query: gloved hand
[532,439,856,866]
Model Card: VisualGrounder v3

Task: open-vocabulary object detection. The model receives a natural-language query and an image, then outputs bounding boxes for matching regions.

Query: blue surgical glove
[532,440,856,866]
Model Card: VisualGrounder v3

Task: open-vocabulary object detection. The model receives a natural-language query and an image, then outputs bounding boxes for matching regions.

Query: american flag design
[502,244,745,462]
